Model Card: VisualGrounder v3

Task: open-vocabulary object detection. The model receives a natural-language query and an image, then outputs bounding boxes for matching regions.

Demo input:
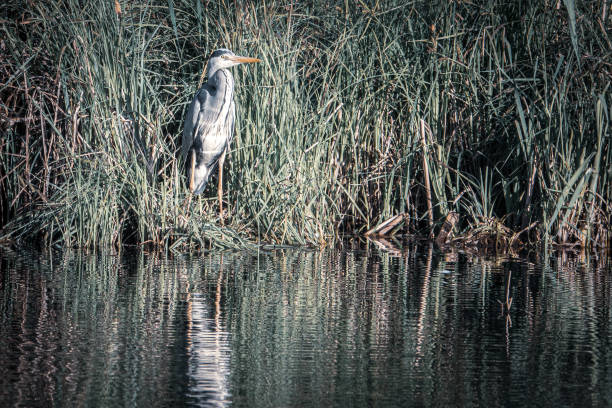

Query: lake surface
[1,244,610,407]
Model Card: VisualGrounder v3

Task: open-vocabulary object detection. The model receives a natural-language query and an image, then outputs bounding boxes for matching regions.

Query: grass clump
[0,0,610,250]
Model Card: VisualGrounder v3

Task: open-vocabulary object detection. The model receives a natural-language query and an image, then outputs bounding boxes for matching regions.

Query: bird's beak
[189,150,196,193]
[228,55,261,64]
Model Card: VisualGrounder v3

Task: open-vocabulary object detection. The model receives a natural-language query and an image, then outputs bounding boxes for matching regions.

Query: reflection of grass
[224,248,612,406]
[0,1,609,249]
[0,250,192,406]
[1,247,611,405]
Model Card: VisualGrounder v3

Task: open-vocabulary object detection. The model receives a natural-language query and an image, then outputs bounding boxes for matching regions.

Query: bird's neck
[207,68,234,93]
[207,66,233,82]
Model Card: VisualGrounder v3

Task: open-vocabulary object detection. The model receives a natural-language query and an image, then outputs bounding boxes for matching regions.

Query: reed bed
[1,0,610,250]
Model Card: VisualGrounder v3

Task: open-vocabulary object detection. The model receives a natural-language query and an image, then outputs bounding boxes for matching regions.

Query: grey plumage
[182,48,260,221]
[182,66,235,194]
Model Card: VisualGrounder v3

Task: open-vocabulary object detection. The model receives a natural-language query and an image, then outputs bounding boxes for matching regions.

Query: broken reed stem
[521,157,537,230]
[421,119,434,239]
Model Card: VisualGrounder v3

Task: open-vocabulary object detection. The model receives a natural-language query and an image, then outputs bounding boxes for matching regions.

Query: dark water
[1,245,610,407]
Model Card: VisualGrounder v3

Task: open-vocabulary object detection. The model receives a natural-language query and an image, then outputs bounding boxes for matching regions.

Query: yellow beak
[227,55,261,64]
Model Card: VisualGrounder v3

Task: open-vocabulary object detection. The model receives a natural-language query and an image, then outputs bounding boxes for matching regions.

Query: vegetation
[1,0,610,250]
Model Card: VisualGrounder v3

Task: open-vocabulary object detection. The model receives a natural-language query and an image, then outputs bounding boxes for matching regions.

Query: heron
[182,48,261,223]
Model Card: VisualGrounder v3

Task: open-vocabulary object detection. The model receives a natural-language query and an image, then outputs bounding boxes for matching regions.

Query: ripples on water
[0,246,610,407]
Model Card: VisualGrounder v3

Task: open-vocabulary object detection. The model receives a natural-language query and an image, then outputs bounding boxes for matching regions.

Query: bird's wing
[182,84,224,161]
[182,88,201,160]
[226,99,236,151]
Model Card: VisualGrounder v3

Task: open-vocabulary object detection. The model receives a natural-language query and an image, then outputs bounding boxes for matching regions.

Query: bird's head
[205,48,261,78]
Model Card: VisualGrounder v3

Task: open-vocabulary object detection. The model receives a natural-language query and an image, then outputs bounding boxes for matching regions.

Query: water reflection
[186,256,231,406]
[0,246,610,407]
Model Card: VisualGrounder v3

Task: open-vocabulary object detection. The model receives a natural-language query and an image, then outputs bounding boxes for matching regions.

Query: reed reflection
[0,248,610,407]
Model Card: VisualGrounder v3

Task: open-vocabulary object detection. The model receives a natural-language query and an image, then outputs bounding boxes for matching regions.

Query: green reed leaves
[0,0,609,250]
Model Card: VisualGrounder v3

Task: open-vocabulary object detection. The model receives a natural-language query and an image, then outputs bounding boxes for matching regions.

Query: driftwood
[365,213,406,236]
[436,212,459,246]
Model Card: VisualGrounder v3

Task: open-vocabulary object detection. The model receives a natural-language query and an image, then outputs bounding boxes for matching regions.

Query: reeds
[1,0,610,250]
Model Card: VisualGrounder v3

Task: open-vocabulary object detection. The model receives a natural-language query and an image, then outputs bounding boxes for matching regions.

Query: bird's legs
[217,150,226,225]
[182,150,196,211]
[189,150,196,193]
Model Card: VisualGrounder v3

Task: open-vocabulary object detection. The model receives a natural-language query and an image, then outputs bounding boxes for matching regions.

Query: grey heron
[182,48,260,223]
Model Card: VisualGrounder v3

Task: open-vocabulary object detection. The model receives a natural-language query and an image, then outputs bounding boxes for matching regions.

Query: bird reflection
[186,257,230,406]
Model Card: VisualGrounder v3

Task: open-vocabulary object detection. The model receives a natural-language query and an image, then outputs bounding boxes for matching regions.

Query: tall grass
[1,0,610,249]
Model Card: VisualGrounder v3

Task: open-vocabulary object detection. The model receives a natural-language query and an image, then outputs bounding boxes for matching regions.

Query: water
[1,245,610,407]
